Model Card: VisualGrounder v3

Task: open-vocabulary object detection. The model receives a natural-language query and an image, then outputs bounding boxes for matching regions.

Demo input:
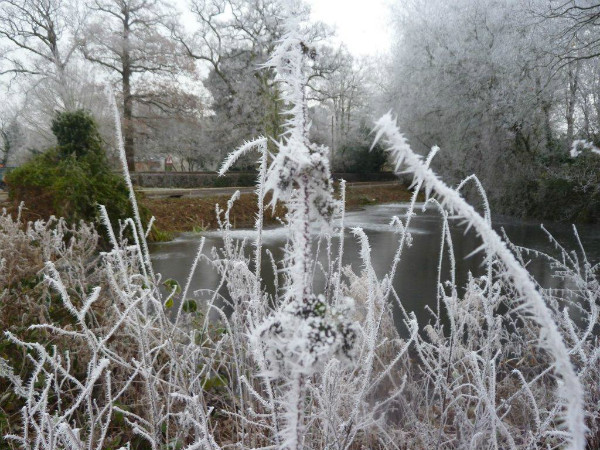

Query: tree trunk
[543,101,553,152]
[535,75,554,153]
[330,113,335,170]
[122,9,135,172]
[123,71,135,172]
[565,62,580,152]
[0,130,9,166]
[582,94,591,140]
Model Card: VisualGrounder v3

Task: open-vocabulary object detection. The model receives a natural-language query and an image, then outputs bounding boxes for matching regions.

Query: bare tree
[309,48,371,167]
[172,0,335,162]
[174,0,286,92]
[135,85,210,170]
[80,0,186,171]
[385,0,564,188]
[171,0,288,158]
[542,0,600,62]
[0,0,83,108]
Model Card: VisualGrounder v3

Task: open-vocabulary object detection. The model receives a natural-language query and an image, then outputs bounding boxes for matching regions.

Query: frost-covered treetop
[261,0,336,222]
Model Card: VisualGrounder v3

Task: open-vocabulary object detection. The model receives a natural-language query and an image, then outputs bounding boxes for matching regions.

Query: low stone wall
[130,171,256,188]
[131,171,400,188]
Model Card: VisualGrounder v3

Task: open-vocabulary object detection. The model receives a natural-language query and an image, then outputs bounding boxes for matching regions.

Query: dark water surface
[150,203,600,332]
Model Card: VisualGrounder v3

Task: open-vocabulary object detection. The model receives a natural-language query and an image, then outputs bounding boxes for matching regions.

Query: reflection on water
[150,203,600,335]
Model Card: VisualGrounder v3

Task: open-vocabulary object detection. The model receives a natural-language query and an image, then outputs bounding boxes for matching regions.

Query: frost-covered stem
[174,237,205,328]
[99,205,130,292]
[343,228,383,435]
[145,216,156,239]
[108,89,155,284]
[254,141,268,306]
[282,373,304,450]
[285,177,313,303]
[434,315,456,450]
[249,353,281,447]
[373,113,586,450]
[123,217,149,281]
[456,174,493,299]
[299,178,311,299]
[383,146,438,306]
[218,137,268,318]
[456,174,491,225]
[334,179,346,304]
[434,211,447,327]
[272,2,310,141]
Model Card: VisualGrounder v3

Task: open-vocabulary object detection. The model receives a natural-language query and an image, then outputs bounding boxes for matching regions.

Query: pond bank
[142,182,415,238]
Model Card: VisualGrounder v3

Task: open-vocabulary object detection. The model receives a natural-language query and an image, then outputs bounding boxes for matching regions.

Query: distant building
[134,157,165,172]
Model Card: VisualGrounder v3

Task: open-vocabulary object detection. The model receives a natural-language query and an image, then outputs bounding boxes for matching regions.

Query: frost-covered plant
[252,294,358,377]
[372,114,589,450]
[3,2,600,450]
[507,225,600,447]
[260,1,337,303]
[0,206,101,341]
[214,4,378,448]
[212,4,418,450]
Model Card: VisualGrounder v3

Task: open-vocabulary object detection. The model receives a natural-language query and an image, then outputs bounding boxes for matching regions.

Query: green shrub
[534,155,600,222]
[6,110,133,226]
[51,109,103,160]
[499,152,600,223]
[334,127,387,173]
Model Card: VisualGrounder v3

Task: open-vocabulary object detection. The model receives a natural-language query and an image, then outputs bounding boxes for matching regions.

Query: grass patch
[150,227,175,242]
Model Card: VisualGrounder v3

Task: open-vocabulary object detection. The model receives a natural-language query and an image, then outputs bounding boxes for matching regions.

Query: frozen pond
[150,202,600,335]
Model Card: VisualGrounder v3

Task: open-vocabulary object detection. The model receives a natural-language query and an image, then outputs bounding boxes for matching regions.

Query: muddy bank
[0,183,415,238]
[142,182,414,235]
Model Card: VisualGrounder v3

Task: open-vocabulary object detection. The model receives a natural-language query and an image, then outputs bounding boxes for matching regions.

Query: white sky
[175,0,393,57]
[306,0,392,56]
